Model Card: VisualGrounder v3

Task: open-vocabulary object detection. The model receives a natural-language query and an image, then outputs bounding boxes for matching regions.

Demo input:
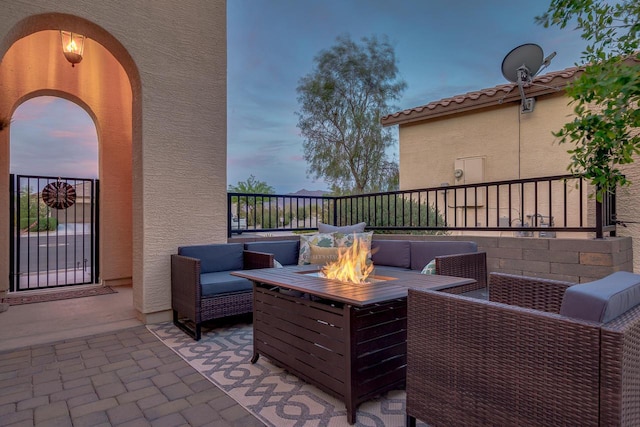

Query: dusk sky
[10,1,589,193]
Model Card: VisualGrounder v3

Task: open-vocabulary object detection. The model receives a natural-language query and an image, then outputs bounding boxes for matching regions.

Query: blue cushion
[373,265,412,275]
[200,272,253,296]
[371,240,411,269]
[244,240,300,266]
[410,241,477,271]
[178,243,244,273]
[560,271,640,323]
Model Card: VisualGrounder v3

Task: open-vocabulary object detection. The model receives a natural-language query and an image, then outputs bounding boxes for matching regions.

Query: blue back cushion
[409,241,477,270]
[244,240,300,266]
[560,271,640,323]
[371,240,411,269]
[178,243,244,273]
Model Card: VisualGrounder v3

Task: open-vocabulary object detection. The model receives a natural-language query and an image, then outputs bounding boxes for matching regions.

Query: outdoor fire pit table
[231,265,476,424]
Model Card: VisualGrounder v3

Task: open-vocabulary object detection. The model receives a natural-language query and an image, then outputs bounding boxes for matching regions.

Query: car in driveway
[231,217,247,233]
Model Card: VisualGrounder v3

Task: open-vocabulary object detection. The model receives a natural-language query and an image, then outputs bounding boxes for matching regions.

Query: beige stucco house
[1,1,228,322]
[382,63,640,272]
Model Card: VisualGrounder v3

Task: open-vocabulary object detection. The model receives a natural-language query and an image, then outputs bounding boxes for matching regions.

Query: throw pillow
[309,245,340,265]
[298,233,336,265]
[333,231,374,259]
[273,259,284,268]
[318,222,366,234]
[420,259,436,275]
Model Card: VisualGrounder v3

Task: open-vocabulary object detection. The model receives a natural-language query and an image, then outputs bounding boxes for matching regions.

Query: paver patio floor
[0,286,264,426]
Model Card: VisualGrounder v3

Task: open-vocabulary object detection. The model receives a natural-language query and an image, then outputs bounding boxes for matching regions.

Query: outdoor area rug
[4,286,116,306]
[148,321,427,427]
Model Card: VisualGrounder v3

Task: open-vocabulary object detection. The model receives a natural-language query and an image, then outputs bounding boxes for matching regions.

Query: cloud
[10,97,98,179]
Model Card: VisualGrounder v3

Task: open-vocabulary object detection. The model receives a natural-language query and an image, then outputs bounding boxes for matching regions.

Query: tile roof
[381,65,583,126]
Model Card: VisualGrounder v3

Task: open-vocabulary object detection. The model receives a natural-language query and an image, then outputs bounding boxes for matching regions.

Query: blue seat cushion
[178,243,244,273]
[200,272,253,296]
[371,240,411,269]
[373,265,412,276]
[244,240,300,266]
[560,271,640,323]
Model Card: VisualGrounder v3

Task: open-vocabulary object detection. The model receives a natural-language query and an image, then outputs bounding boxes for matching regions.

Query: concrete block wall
[475,236,633,283]
[232,234,633,284]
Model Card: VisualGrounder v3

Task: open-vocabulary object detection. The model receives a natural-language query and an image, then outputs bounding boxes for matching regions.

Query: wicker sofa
[171,243,276,340]
[406,271,640,426]
[171,238,486,340]
[246,238,487,288]
[370,239,487,288]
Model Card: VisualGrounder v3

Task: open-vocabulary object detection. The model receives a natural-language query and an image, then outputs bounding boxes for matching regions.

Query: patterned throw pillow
[333,231,373,250]
[298,231,374,265]
[309,245,340,265]
[420,259,437,275]
[298,233,336,265]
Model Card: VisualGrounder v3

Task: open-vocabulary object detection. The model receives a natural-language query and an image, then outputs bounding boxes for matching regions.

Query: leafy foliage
[228,175,275,219]
[536,0,640,200]
[18,186,57,231]
[296,35,406,194]
[336,194,448,235]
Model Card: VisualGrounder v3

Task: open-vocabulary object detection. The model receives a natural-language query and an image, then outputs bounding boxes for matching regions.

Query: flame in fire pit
[321,237,374,284]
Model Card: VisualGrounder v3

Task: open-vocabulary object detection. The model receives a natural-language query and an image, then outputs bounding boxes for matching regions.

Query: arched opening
[0,15,141,311]
[11,96,98,179]
[9,96,99,290]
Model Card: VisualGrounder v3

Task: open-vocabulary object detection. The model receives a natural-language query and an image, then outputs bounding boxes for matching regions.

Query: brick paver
[0,326,264,426]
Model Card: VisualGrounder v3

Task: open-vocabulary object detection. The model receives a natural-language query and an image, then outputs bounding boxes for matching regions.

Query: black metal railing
[228,174,616,238]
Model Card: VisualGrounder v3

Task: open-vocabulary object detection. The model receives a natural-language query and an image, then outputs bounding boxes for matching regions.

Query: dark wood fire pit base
[232,266,476,424]
[252,283,406,425]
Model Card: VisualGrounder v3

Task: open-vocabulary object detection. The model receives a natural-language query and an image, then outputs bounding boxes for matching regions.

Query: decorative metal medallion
[42,181,76,210]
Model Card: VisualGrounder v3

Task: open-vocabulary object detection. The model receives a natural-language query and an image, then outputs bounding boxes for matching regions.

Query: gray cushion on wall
[178,243,244,273]
[318,222,366,233]
[371,240,411,269]
[409,241,477,271]
[560,271,640,323]
[244,240,300,266]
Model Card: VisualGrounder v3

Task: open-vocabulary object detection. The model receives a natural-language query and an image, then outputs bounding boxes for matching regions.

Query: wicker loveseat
[406,272,640,426]
[171,243,275,340]
[245,238,487,288]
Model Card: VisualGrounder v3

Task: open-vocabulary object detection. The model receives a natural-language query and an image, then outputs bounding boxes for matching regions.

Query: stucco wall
[0,1,227,322]
[397,92,639,272]
[398,93,575,189]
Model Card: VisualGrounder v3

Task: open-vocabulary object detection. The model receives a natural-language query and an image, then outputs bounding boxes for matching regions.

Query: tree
[536,0,640,200]
[228,175,274,195]
[296,35,407,195]
[228,175,275,222]
[18,186,57,232]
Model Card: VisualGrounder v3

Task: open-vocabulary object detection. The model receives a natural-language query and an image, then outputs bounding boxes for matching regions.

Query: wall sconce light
[60,31,86,67]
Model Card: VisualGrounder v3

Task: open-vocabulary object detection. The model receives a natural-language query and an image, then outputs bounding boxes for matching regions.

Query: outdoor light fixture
[60,31,85,67]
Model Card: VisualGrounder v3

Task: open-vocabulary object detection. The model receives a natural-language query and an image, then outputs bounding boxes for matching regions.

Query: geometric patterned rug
[147,321,428,427]
[4,286,116,306]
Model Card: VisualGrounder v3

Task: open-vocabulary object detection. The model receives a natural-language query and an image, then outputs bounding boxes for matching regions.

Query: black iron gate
[9,174,99,291]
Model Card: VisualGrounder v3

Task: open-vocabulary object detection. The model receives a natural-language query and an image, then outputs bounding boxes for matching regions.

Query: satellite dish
[501,43,555,113]
[501,43,544,83]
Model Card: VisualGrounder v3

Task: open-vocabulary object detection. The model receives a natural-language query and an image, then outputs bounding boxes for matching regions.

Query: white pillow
[273,259,284,268]
[420,259,436,275]
[318,222,366,233]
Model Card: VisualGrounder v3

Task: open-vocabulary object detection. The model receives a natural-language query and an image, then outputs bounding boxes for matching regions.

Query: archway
[0,15,140,308]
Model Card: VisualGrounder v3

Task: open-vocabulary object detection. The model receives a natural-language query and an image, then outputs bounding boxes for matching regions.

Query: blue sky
[11,1,589,193]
